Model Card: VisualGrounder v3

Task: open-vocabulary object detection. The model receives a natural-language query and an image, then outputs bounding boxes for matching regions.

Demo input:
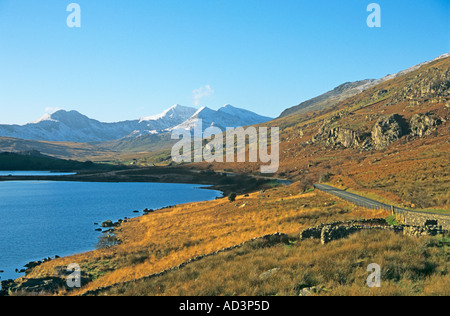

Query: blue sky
[0,0,448,124]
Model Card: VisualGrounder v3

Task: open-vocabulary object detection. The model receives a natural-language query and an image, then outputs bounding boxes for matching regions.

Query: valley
[0,53,449,297]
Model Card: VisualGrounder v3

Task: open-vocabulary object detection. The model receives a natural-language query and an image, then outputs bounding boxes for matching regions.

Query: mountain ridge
[0,104,272,143]
[280,53,450,118]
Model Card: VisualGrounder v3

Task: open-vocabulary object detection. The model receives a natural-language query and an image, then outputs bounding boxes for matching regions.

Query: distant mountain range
[1,53,448,158]
[0,104,272,143]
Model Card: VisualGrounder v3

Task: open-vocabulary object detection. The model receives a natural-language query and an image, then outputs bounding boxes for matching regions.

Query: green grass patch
[386,215,399,226]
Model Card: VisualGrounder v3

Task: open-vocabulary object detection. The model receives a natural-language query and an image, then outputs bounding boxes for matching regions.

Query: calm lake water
[0,180,222,281]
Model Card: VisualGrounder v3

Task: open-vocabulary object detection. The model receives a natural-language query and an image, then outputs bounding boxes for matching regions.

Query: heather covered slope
[195,56,450,211]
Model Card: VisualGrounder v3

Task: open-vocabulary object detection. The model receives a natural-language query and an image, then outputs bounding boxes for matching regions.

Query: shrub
[228,193,237,202]
[319,172,333,183]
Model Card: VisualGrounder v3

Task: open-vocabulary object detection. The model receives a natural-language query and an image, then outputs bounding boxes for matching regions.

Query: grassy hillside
[102,230,449,296]
[9,182,448,296]
[189,56,450,211]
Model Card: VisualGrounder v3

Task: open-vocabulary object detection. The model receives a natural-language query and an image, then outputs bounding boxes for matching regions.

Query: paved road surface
[314,183,449,217]
[314,183,394,211]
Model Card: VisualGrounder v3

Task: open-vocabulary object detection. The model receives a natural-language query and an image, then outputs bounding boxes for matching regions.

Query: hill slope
[193,55,450,210]
[279,53,450,118]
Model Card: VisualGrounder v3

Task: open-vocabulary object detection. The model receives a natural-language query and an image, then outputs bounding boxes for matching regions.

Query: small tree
[319,172,333,183]
[228,193,237,202]
[300,177,314,192]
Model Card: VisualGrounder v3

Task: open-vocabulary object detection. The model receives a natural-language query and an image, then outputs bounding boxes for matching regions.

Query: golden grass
[20,183,389,295]
[100,230,449,296]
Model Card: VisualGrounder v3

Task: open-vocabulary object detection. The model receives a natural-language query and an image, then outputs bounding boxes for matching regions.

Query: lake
[0,180,222,281]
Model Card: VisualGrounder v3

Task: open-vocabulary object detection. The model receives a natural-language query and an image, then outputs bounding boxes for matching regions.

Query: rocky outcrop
[0,277,66,295]
[311,113,411,151]
[410,113,442,137]
[387,67,450,107]
[0,265,92,296]
[324,127,371,149]
[371,114,407,150]
[307,61,449,151]
[311,111,371,150]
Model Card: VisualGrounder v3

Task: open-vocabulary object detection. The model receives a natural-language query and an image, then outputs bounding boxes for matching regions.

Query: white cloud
[192,84,214,106]
[44,107,62,114]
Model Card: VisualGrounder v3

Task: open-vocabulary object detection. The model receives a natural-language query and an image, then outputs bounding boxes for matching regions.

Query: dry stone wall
[300,218,446,245]
[394,210,450,230]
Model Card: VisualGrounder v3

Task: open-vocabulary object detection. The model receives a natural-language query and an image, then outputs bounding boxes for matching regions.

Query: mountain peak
[31,113,56,124]
[140,104,196,123]
[50,110,96,124]
[31,109,87,124]
[171,104,272,132]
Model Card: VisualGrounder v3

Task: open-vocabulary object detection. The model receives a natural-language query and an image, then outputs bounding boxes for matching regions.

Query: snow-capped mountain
[0,104,272,143]
[0,110,139,143]
[218,104,273,126]
[136,104,198,135]
[171,104,273,132]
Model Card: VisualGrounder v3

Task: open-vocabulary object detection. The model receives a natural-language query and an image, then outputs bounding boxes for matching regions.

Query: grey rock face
[371,114,406,150]
[410,113,441,137]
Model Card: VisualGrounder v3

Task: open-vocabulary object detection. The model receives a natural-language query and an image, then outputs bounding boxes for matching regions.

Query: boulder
[101,220,114,228]
[258,268,280,280]
[298,286,327,296]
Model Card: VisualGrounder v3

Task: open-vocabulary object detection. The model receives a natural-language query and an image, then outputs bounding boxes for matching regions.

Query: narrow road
[314,183,394,211]
[314,183,449,217]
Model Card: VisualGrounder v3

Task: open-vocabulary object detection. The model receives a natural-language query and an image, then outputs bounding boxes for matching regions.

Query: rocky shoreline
[0,203,175,296]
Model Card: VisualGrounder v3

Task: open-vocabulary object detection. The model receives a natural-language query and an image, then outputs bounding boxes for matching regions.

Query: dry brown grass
[19,182,389,295]
[100,230,449,296]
